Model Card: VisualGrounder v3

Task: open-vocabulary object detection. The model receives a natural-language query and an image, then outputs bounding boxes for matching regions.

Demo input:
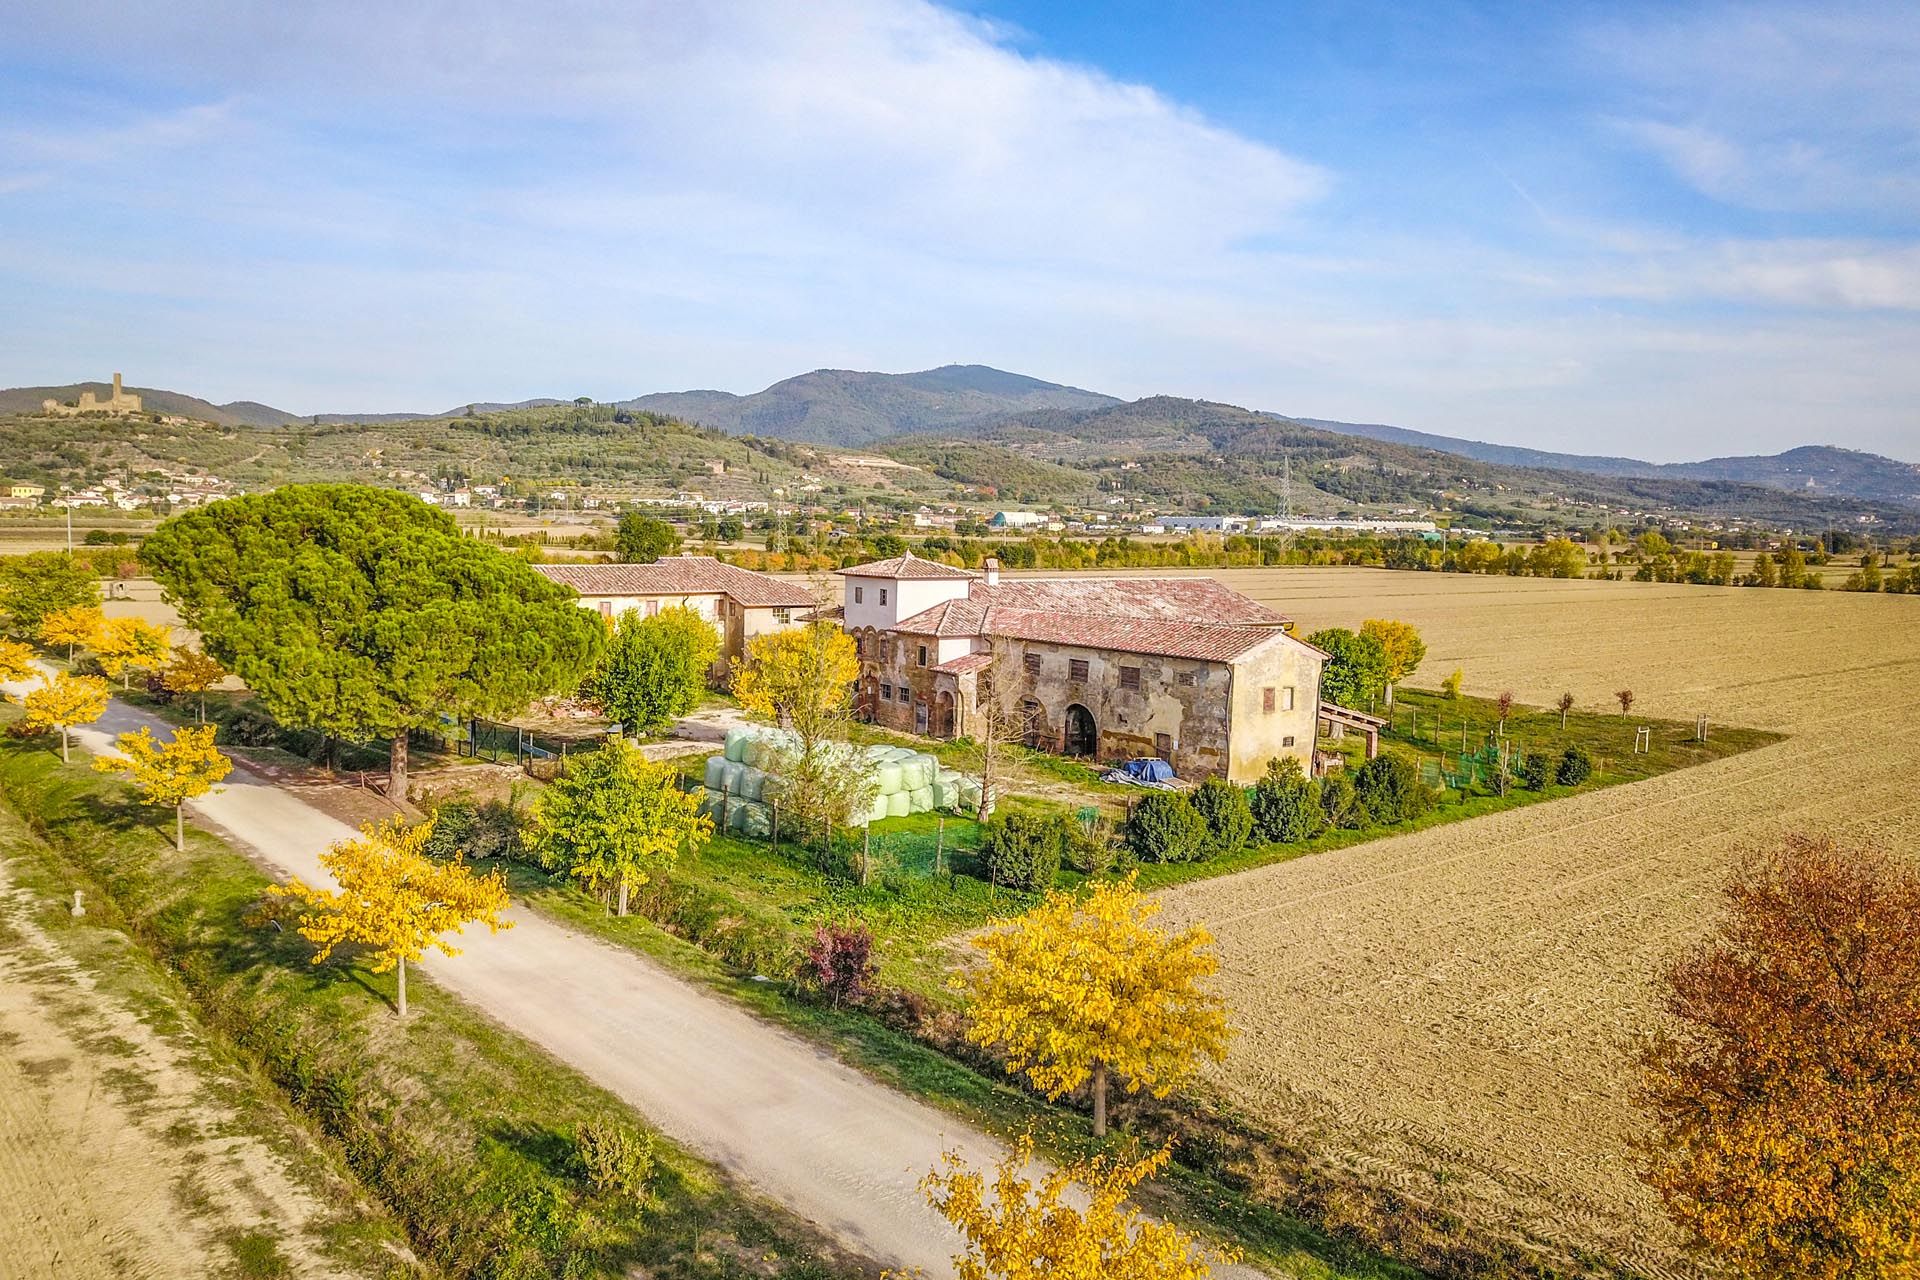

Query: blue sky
[1,1,1915,460]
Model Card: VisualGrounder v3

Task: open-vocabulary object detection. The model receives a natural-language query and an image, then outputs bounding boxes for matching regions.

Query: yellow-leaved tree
[1359,618,1426,708]
[271,816,511,1017]
[21,671,111,763]
[732,620,875,833]
[93,724,232,851]
[960,874,1231,1137]
[0,637,36,683]
[525,737,712,915]
[94,616,172,689]
[161,646,227,721]
[913,1135,1234,1280]
[39,603,104,662]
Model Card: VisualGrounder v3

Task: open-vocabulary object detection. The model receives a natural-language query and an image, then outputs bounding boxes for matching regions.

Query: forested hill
[1292,417,1920,507]
[620,365,1118,444]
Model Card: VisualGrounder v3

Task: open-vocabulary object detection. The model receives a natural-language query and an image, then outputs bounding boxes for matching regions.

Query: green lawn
[0,718,860,1280]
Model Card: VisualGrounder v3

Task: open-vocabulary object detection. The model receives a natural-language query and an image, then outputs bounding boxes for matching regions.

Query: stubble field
[1147,568,1920,1277]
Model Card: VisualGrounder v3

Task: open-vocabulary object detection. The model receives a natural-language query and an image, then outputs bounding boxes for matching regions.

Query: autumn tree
[141,485,603,797]
[21,672,110,763]
[39,603,103,661]
[586,605,718,735]
[917,1135,1234,1280]
[0,637,35,683]
[162,646,227,721]
[1305,626,1388,708]
[1616,688,1635,715]
[525,738,711,915]
[93,616,172,689]
[92,724,232,850]
[1557,691,1575,729]
[0,552,99,633]
[960,874,1231,1137]
[271,815,511,1017]
[733,621,874,831]
[1639,834,1920,1280]
[1359,619,1425,707]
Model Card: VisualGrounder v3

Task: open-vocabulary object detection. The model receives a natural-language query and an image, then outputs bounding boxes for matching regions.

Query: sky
[0,1,1915,461]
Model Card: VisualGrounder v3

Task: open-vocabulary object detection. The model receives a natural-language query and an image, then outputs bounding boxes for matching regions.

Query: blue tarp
[1120,757,1176,783]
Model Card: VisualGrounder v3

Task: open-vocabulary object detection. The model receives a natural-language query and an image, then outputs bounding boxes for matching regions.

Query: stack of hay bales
[698,725,984,832]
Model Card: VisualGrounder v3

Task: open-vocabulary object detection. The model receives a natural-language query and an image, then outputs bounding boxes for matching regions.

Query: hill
[620,364,1118,444]
[0,382,303,428]
[1293,417,1920,508]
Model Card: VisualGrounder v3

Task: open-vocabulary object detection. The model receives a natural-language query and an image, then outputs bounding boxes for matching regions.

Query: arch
[934,690,956,739]
[1020,699,1046,749]
[1063,703,1097,757]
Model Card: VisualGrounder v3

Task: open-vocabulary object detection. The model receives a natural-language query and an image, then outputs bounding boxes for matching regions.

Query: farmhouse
[840,553,1324,782]
[534,556,815,679]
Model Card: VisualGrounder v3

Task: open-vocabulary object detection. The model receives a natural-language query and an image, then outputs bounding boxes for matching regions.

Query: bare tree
[1557,691,1576,729]
[971,655,1039,822]
[1617,688,1636,715]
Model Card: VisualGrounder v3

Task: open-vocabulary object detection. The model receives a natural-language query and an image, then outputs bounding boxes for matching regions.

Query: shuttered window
[1119,666,1141,691]
[1263,687,1276,713]
[1068,658,1089,682]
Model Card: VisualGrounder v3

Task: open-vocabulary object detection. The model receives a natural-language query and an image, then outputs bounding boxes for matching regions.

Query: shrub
[1441,669,1463,700]
[1556,744,1593,786]
[1123,791,1210,863]
[804,921,877,1008]
[1517,751,1550,791]
[1250,757,1321,844]
[1351,755,1432,825]
[421,795,523,862]
[980,810,1068,891]
[1190,777,1253,855]
[1319,774,1360,830]
[575,1120,655,1203]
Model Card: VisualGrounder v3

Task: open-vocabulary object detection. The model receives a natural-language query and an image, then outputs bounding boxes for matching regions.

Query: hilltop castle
[43,372,142,417]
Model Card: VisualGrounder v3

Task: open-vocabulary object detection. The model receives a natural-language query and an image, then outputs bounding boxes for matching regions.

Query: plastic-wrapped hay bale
[723,726,753,763]
[697,787,723,819]
[862,744,892,763]
[886,790,911,818]
[866,792,891,825]
[721,760,746,794]
[736,766,766,801]
[731,800,773,838]
[908,785,934,813]
[930,777,951,809]
[875,762,904,793]
[881,746,914,762]
[704,755,729,790]
[760,773,783,803]
[902,756,935,790]
[741,736,771,770]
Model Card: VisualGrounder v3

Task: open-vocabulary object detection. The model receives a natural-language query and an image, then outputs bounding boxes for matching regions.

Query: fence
[417,718,610,779]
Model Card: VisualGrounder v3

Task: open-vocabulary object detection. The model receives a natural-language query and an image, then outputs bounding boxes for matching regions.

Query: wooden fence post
[771,800,780,850]
[862,826,872,887]
[935,816,945,877]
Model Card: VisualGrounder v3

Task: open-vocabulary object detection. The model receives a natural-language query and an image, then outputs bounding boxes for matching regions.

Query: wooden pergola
[1319,702,1387,761]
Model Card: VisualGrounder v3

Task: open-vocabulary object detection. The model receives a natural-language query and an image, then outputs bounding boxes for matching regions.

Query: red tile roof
[977,577,1289,626]
[982,608,1292,662]
[932,651,995,675]
[837,551,981,580]
[534,557,816,608]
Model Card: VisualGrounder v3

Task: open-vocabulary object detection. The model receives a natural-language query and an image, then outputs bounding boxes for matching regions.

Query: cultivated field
[1148,568,1920,1276]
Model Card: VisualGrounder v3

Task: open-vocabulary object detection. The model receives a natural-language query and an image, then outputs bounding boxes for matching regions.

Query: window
[597,600,613,620]
[854,585,864,604]
[773,607,792,623]
[1262,687,1276,713]
[645,599,660,617]
[915,701,929,733]
[1282,735,1295,747]
[881,683,894,701]
[1068,658,1089,682]
[917,644,928,667]
[879,587,889,606]
[1023,653,1041,676]
[1175,670,1195,687]
[1281,685,1296,711]
[1118,665,1141,691]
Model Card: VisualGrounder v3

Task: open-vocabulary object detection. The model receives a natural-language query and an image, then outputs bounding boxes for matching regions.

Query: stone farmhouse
[534,556,815,680]
[839,553,1325,782]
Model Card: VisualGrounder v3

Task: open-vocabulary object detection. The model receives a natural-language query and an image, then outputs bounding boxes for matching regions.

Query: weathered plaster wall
[1225,636,1324,781]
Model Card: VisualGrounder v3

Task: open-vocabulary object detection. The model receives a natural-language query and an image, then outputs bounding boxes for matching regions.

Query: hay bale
[875,762,905,793]
[901,756,935,790]
[908,785,934,813]
[731,800,772,838]
[698,787,725,819]
[736,766,767,801]
[886,790,912,818]
[720,760,746,794]
[723,726,753,763]
[865,793,892,825]
[704,755,729,790]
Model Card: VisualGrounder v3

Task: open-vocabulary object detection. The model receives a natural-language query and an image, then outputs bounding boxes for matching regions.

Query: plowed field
[1154,569,1920,1276]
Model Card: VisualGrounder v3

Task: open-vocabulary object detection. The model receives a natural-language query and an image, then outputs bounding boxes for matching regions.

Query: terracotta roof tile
[932,651,995,675]
[533,557,816,608]
[981,607,1291,663]
[837,552,981,580]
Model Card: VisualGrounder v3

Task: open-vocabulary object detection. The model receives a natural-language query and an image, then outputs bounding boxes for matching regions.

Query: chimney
[984,557,1000,586]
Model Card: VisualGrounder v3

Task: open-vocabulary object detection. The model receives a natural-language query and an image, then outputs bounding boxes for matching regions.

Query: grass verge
[0,718,865,1280]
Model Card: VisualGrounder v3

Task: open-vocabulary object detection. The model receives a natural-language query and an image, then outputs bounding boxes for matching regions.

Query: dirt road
[21,682,1266,1279]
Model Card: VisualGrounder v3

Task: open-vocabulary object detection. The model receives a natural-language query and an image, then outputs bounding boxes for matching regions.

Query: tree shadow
[488,1119,579,1181]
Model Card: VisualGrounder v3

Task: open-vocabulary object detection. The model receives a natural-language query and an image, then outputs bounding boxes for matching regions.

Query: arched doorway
[934,690,956,739]
[1063,704,1097,757]
[1021,699,1045,749]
